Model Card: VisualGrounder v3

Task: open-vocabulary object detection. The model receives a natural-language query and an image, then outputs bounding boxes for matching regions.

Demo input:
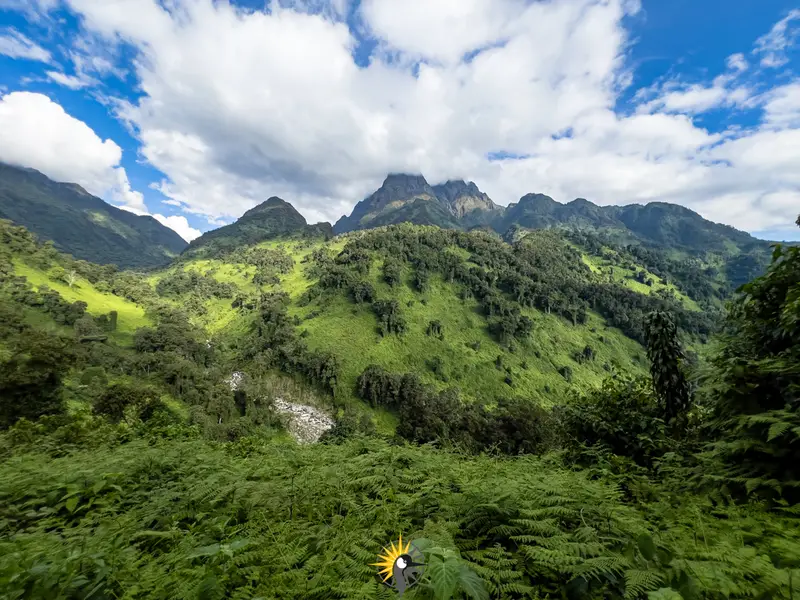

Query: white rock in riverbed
[225,371,245,391]
[223,372,333,443]
[273,398,334,444]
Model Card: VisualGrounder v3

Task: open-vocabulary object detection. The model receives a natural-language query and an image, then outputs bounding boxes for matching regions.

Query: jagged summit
[431,179,482,203]
[432,179,503,226]
[334,174,500,233]
[333,173,442,234]
[333,174,769,256]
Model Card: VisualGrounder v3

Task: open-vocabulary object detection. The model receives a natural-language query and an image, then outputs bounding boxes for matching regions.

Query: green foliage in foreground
[1,430,798,600]
[1,214,799,600]
[705,244,800,503]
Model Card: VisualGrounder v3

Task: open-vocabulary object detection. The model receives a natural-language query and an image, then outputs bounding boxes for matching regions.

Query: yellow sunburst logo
[372,534,411,582]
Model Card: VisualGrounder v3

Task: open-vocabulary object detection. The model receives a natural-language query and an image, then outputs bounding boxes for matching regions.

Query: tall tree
[705,222,800,502]
[644,310,692,429]
[0,331,73,428]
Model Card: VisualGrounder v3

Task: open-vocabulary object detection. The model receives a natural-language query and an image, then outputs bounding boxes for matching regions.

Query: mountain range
[1,163,775,273]
[0,162,187,268]
[334,173,770,256]
[333,174,503,233]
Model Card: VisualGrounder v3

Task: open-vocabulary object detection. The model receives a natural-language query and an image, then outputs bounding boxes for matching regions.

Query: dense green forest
[0,163,187,268]
[1,209,799,600]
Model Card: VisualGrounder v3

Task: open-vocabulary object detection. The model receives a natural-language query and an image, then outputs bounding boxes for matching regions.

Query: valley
[0,171,798,600]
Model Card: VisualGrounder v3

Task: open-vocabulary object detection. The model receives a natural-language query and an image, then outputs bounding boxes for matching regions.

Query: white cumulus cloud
[0,91,146,213]
[360,0,529,66]
[152,214,202,242]
[763,82,800,128]
[726,52,748,72]
[46,70,99,89]
[641,84,730,114]
[17,0,794,237]
[754,9,800,68]
[0,0,59,20]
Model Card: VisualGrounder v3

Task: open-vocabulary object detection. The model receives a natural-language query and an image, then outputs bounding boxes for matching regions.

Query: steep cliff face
[432,180,504,227]
[335,175,502,233]
[333,174,440,233]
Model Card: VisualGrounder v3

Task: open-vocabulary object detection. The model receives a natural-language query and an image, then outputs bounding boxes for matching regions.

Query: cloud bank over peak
[1,0,799,240]
[0,91,146,213]
[0,91,199,241]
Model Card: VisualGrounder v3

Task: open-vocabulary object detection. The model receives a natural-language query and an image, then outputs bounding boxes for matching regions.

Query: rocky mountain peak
[333,173,440,233]
[518,193,558,209]
[378,173,437,202]
[432,179,501,220]
[432,179,481,203]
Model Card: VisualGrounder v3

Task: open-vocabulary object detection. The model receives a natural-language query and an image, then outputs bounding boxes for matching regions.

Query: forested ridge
[0,163,187,268]
[1,213,799,600]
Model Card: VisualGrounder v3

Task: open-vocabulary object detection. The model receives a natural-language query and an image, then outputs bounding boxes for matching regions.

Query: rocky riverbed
[273,398,334,444]
[226,371,334,443]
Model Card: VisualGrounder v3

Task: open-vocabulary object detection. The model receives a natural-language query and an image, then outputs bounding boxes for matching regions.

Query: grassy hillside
[579,251,702,312]
[138,251,611,405]
[289,255,644,405]
[1,218,717,409]
[146,230,665,406]
[2,217,800,600]
[184,196,333,259]
[12,260,150,343]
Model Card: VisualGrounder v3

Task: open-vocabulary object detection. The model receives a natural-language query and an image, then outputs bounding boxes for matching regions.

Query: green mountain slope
[359,197,463,230]
[2,186,724,410]
[0,162,187,268]
[334,174,774,288]
[3,206,710,409]
[147,220,719,408]
[493,191,772,258]
[499,194,621,231]
[3,208,799,600]
[184,196,333,258]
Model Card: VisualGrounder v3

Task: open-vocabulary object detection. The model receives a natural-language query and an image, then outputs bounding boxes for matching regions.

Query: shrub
[351,280,375,304]
[372,300,407,336]
[463,397,556,455]
[426,356,448,381]
[426,320,444,339]
[0,332,72,429]
[382,258,402,286]
[320,410,376,443]
[80,367,108,387]
[705,242,800,502]
[558,377,672,467]
[93,383,160,423]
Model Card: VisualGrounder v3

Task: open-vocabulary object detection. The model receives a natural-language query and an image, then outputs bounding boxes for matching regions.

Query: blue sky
[0,0,798,241]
